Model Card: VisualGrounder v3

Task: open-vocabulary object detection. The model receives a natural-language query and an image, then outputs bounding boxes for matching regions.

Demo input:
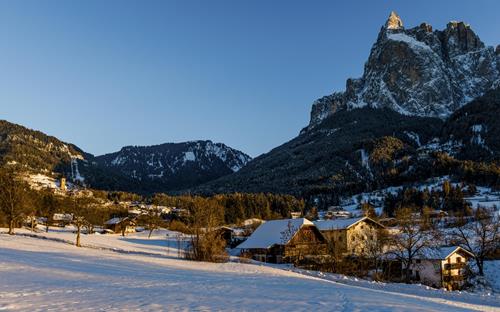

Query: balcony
[443,275,465,282]
[443,262,466,270]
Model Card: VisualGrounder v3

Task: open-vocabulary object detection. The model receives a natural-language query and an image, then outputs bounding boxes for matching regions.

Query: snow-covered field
[0,229,499,311]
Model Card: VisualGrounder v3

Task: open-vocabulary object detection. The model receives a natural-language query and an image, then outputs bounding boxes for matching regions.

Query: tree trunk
[76,225,81,247]
[46,222,49,233]
[476,257,484,276]
[8,219,14,235]
[404,261,411,283]
[148,228,153,239]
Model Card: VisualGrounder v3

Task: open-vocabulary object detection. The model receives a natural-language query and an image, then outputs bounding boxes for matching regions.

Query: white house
[408,246,474,290]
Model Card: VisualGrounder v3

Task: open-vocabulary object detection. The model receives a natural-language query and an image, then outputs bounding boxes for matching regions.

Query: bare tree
[449,208,499,276]
[39,189,60,233]
[185,197,227,262]
[360,227,390,279]
[279,221,300,264]
[119,217,135,237]
[389,207,437,283]
[84,202,113,235]
[68,195,95,247]
[138,205,164,238]
[0,169,31,235]
[280,221,297,245]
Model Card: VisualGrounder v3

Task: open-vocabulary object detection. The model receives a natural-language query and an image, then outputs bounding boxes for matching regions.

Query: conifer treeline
[151,193,305,225]
[383,181,474,217]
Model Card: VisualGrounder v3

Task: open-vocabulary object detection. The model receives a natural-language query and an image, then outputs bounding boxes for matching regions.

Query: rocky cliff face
[308,12,500,129]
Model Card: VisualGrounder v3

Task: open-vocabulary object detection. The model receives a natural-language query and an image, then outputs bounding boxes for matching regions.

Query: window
[456,257,462,263]
[360,225,364,229]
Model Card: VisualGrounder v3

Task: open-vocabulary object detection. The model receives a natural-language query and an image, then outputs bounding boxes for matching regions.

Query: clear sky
[1,0,498,157]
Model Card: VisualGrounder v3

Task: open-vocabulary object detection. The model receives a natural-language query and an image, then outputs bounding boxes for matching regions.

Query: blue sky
[1,0,498,157]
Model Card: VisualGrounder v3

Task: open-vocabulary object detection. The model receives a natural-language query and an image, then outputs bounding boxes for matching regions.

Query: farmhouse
[314,217,385,257]
[407,246,474,290]
[236,218,327,263]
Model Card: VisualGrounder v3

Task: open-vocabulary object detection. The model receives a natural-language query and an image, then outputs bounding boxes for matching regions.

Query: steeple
[385,11,403,30]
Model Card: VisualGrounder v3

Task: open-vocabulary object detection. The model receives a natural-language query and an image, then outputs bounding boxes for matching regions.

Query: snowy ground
[0,229,499,311]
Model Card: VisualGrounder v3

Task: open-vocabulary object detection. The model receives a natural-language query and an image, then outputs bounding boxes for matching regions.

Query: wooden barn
[236,218,327,264]
[104,217,136,234]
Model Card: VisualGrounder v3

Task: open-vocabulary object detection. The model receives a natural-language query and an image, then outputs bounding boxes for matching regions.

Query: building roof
[236,218,313,250]
[105,217,126,225]
[314,216,383,231]
[53,213,73,221]
[417,246,475,260]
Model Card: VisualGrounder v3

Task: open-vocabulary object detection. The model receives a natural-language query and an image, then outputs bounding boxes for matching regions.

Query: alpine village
[1,9,499,311]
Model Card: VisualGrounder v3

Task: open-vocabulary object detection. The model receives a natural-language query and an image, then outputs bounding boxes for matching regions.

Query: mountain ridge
[0,119,251,194]
[307,12,500,130]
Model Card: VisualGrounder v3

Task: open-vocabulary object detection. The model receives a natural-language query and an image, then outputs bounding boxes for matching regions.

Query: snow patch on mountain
[183,151,196,162]
[70,158,85,183]
[387,32,433,52]
[404,131,421,147]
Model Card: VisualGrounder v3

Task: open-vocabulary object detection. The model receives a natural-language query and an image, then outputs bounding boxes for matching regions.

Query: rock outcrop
[307,12,500,129]
[385,11,403,30]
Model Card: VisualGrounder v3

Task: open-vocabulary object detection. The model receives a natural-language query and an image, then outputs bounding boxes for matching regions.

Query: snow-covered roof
[242,218,264,227]
[53,213,73,221]
[236,218,313,250]
[314,217,382,231]
[416,246,474,260]
[105,217,126,225]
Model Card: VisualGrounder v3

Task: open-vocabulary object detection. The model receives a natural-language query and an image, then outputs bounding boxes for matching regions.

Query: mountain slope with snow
[89,140,251,192]
[0,119,251,193]
[307,12,500,129]
[0,120,87,179]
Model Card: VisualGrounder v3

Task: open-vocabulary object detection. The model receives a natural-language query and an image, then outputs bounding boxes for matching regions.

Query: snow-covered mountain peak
[306,13,500,130]
[94,140,251,191]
